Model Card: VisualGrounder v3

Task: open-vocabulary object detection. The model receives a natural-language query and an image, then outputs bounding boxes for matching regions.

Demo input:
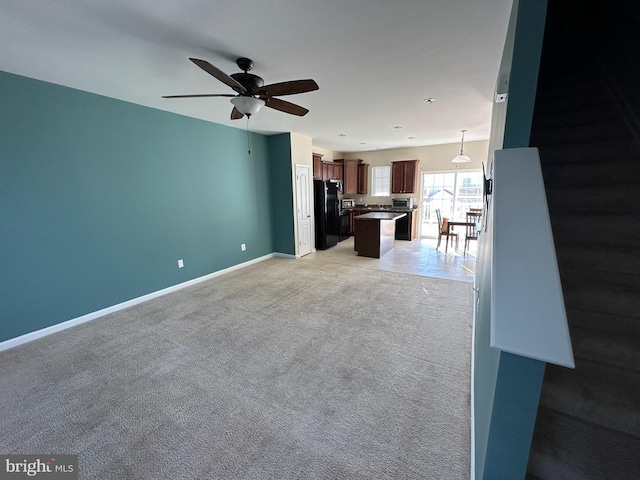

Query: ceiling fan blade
[263,97,309,116]
[231,107,244,120]
[189,58,247,94]
[162,94,236,98]
[260,79,319,96]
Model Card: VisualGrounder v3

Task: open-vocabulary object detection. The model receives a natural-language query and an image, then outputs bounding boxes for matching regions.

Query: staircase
[526,1,640,478]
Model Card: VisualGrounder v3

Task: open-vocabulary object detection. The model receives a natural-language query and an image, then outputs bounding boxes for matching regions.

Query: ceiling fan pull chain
[246,116,251,155]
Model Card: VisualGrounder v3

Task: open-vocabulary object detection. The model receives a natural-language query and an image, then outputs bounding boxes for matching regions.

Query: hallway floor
[303,236,477,283]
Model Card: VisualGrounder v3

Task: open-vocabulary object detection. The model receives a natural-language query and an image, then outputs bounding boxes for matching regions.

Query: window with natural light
[371,166,390,196]
[420,170,483,237]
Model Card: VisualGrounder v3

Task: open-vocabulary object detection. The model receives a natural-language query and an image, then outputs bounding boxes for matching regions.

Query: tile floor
[302,235,477,282]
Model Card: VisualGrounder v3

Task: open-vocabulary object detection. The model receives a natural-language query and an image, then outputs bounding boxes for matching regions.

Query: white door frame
[295,164,312,257]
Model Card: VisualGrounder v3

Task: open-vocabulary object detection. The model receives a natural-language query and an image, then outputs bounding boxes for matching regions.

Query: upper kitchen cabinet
[322,161,342,181]
[313,153,323,180]
[332,162,343,181]
[336,159,367,195]
[313,153,343,181]
[391,160,419,194]
[357,162,369,194]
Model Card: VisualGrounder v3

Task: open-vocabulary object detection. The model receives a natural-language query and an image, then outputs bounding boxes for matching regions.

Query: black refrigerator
[314,179,340,250]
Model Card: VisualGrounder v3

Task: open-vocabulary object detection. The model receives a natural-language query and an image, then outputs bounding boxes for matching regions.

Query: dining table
[446,218,478,252]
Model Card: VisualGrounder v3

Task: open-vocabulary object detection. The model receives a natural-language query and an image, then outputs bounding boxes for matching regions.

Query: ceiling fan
[163,57,319,119]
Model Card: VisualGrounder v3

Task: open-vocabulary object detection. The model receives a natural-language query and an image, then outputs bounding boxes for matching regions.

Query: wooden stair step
[527,407,640,479]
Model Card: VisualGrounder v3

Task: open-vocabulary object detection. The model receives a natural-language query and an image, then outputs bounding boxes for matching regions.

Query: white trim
[470,287,477,480]
[0,253,279,352]
[273,252,297,259]
[491,148,574,368]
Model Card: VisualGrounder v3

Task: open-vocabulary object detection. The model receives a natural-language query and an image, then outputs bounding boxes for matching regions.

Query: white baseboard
[273,252,297,259]
[0,253,281,352]
[470,289,477,480]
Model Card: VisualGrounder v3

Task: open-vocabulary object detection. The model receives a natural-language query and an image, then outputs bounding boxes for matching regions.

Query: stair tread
[564,308,640,337]
[569,326,640,371]
[539,359,640,436]
[561,274,640,319]
[548,212,640,246]
[554,243,640,277]
[528,407,640,479]
[545,186,638,213]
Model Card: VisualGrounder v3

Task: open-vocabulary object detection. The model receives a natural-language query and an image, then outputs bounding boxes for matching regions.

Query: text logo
[0,456,77,479]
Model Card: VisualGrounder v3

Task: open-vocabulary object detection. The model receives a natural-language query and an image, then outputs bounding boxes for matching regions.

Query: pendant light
[451,129,472,163]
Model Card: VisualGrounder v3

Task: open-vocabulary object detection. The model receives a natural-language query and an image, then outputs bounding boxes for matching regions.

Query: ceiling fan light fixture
[230,96,265,116]
[451,129,472,163]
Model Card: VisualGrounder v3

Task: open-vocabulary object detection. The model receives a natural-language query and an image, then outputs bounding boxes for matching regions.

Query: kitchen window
[371,166,390,196]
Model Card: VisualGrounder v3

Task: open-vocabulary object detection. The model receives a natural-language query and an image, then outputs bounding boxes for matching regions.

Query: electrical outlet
[241,243,246,251]
[177,259,184,268]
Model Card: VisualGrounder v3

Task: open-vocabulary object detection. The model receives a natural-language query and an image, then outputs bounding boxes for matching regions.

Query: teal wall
[268,133,296,255]
[474,0,548,478]
[0,70,282,342]
[484,353,546,479]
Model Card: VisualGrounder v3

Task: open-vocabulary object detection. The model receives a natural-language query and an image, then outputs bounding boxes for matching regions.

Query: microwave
[342,199,356,209]
[392,198,414,208]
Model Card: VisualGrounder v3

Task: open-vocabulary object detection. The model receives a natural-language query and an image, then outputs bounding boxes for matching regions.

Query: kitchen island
[354,212,407,258]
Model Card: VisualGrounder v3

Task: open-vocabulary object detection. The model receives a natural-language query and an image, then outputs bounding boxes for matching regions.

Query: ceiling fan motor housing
[230,72,264,94]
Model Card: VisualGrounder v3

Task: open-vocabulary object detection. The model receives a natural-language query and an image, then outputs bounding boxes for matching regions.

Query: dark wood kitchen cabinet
[333,163,343,181]
[357,162,369,194]
[349,208,367,234]
[335,159,364,195]
[391,160,419,194]
[322,161,333,181]
[313,153,323,179]
[321,161,342,181]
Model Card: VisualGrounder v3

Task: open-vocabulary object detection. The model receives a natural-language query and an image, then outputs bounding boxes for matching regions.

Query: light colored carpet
[0,257,473,479]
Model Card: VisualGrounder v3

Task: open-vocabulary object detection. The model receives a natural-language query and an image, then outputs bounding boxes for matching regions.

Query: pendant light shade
[230,96,265,116]
[451,129,472,164]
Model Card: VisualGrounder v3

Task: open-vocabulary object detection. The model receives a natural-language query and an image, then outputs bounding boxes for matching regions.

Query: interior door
[295,164,312,256]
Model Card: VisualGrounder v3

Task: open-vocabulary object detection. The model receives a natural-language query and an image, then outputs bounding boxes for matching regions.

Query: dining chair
[435,208,458,253]
[464,211,482,255]
[469,207,483,213]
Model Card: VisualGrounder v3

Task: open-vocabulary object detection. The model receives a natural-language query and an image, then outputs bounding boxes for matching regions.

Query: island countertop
[353,212,406,258]
[354,212,407,221]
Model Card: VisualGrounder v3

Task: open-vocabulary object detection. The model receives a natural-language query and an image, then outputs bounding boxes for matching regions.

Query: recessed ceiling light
[423,97,435,104]
[338,133,347,137]
[394,125,403,130]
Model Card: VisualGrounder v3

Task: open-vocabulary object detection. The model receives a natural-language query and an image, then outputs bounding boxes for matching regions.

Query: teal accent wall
[484,353,546,479]
[0,71,278,342]
[503,0,548,149]
[474,0,549,478]
[267,133,296,255]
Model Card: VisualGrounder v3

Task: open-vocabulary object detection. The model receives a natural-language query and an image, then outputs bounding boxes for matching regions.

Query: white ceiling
[0,0,513,152]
